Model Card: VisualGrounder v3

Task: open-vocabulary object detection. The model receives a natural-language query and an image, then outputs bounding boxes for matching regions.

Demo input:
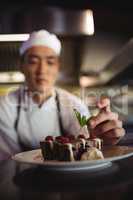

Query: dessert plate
[12,146,133,172]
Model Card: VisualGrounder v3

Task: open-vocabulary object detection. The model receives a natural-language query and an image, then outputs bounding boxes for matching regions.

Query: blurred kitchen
[0,0,133,143]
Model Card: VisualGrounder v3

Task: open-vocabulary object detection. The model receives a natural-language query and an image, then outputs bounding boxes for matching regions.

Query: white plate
[12,146,133,171]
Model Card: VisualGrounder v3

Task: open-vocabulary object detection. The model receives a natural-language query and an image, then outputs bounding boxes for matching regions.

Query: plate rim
[12,146,133,168]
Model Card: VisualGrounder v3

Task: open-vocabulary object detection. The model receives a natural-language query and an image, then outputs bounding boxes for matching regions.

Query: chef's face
[21,46,60,93]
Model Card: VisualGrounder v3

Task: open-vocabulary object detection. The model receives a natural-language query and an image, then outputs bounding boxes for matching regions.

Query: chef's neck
[28,87,55,106]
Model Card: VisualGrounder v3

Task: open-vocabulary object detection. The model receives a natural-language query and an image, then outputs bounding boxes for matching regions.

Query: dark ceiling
[0,0,133,36]
[1,0,133,10]
[44,0,133,10]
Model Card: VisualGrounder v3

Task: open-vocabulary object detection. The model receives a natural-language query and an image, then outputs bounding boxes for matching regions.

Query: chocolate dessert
[40,134,104,161]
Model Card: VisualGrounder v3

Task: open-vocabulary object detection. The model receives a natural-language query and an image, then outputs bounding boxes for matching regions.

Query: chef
[0,30,125,160]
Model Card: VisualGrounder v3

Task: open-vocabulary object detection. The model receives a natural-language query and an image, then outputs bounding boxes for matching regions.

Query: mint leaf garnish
[73,108,91,128]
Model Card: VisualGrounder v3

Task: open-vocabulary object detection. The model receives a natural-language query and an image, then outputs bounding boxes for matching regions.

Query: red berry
[55,136,70,144]
[55,136,63,140]
[61,137,70,144]
[55,136,64,142]
[63,134,75,141]
[78,134,86,139]
[45,136,54,141]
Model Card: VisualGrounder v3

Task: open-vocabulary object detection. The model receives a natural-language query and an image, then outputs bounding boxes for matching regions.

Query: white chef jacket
[0,85,90,160]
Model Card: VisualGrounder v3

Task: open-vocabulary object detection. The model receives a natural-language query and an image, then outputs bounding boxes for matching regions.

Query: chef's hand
[88,98,125,145]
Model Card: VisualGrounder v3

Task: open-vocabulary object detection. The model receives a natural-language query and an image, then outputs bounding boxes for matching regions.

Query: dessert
[40,134,104,161]
[80,147,104,161]
[40,108,104,162]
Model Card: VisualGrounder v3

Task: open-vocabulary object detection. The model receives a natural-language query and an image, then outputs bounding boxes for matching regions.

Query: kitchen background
[0,0,133,142]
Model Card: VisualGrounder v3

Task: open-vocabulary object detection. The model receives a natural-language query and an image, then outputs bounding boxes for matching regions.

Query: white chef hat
[19,30,61,56]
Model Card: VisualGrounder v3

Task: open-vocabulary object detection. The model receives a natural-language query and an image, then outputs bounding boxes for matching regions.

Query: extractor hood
[14,6,94,36]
